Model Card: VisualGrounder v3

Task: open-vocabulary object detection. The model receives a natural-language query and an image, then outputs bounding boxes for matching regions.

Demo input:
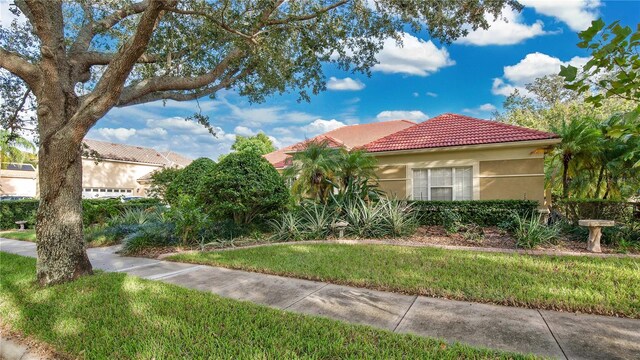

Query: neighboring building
[268,114,560,206]
[0,163,37,197]
[82,139,192,198]
[0,140,192,198]
[264,120,416,169]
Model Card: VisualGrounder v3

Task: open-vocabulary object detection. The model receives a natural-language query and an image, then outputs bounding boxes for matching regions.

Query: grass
[0,229,36,241]
[0,227,116,248]
[169,243,640,318]
[0,252,535,360]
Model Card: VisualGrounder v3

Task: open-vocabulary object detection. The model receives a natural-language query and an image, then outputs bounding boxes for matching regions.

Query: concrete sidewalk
[1,238,638,359]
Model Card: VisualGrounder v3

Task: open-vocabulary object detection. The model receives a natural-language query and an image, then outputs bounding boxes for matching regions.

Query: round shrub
[198,152,289,224]
[165,157,216,205]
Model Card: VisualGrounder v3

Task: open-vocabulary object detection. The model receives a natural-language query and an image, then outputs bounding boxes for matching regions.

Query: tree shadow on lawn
[0,253,531,359]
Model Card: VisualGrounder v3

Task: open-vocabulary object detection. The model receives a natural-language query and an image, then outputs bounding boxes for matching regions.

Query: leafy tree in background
[284,140,340,204]
[0,129,36,167]
[0,0,519,284]
[560,19,640,168]
[231,133,275,155]
[559,19,640,114]
[147,166,182,201]
[165,157,217,205]
[549,117,601,198]
[199,151,288,225]
[336,149,378,188]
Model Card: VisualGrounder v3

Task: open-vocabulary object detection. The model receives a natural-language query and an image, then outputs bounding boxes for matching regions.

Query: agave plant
[269,212,303,242]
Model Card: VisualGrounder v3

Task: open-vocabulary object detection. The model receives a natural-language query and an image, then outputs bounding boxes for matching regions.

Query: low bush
[198,152,289,225]
[513,214,560,249]
[412,200,538,227]
[554,199,636,225]
[0,199,37,229]
[270,198,417,241]
[0,198,162,229]
[121,221,177,254]
[164,157,217,205]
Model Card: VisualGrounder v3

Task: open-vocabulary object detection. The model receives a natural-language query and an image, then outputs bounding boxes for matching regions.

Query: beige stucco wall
[82,159,161,196]
[374,142,552,205]
[0,169,37,196]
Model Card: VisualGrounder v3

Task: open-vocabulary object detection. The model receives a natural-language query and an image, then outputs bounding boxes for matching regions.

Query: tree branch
[116,48,245,105]
[69,0,170,137]
[266,0,348,25]
[0,48,41,89]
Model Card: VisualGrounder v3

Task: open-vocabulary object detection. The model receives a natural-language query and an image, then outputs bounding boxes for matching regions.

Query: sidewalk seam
[393,295,418,333]
[146,265,204,280]
[538,310,568,360]
[283,283,329,310]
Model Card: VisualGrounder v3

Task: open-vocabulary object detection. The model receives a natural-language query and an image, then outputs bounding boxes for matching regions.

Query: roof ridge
[443,113,557,136]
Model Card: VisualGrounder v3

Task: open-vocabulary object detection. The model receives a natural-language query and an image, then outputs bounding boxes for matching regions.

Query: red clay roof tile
[364,113,558,152]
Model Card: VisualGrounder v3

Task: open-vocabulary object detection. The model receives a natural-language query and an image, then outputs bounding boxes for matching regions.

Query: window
[412,167,473,201]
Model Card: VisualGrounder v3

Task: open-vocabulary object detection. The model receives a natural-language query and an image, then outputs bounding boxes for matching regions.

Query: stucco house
[1,139,192,198]
[81,139,192,198]
[265,114,560,206]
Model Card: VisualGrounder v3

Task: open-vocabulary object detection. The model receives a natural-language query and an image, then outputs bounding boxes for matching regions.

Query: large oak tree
[0,0,518,285]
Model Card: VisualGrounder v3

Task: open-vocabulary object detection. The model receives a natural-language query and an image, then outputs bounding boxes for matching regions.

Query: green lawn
[0,252,532,359]
[0,228,116,247]
[0,229,36,241]
[169,243,640,318]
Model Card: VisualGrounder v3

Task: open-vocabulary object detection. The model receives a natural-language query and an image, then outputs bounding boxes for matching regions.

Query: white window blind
[412,167,473,201]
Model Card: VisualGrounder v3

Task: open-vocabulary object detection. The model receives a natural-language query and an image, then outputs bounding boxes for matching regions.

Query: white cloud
[94,128,137,142]
[479,103,497,112]
[519,0,601,31]
[376,110,428,122]
[146,117,212,135]
[137,127,168,138]
[326,77,365,91]
[457,8,548,46]
[303,119,346,136]
[234,126,256,137]
[462,103,497,115]
[373,33,455,76]
[492,52,590,96]
[412,92,419,97]
[0,1,25,27]
[426,92,438,97]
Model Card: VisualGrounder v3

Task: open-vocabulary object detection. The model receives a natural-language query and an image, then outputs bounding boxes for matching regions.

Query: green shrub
[165,157,216,205]
[461,224,485,243]
[269,199,418,241]
[554,199,635,225]
[513,214,560,249]
[1,198,160,230]
[412,200,538,227]
[269,213,304,242]
[0,199,38,229]
[198,152,289,225]
[441,208,463,233]
[121,221,177,254]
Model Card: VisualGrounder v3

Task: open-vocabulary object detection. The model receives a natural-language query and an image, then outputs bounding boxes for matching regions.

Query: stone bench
[14,221,27,231]
[578,219,615,253]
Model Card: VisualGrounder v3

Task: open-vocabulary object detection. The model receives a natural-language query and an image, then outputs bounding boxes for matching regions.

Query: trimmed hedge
[553,199,637,225]
[412,200,539,227]
[0,198,161,230]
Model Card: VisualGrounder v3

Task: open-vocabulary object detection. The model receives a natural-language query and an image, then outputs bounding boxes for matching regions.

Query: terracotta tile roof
[365,113,559,153]
[83,139,193,167]
[264,120,415,168]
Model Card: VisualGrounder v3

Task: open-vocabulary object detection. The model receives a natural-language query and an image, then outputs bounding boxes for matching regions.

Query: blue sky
[2,1,639,160]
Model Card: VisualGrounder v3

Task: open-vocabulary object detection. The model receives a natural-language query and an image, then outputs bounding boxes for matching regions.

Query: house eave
[368,138,561,157]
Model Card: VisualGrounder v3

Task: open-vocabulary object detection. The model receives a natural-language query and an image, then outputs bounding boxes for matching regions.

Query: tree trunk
[35,82,93,285]
[562,155,571,199]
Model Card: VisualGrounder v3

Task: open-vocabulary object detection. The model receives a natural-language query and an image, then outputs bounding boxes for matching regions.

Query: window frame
[412,166,474,201]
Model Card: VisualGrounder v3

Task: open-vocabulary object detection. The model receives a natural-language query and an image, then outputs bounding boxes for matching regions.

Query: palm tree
[284,139,340,203]
[550,117,601,198]
[0,130,36,169]
[336,149,378,187]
